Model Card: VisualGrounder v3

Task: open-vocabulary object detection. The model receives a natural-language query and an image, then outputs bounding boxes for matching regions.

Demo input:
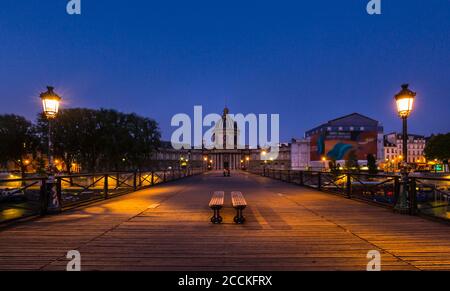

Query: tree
[345,150,359,172]
[75,109,102,172]
[0,114,38,178]
[35,156,47,176]
[95,109,161,172]
[424,133,450,164]
[36,108,100,173]
[92,109,125,172]
[125,113,161,171]
[367,154,378,174]
[35,108,161,173]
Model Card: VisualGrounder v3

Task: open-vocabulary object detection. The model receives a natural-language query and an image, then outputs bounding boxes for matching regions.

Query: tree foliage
[0,114,38,176]
[366,154,378,175]
[35,108,161,173]
[424,133,450,163]
[345,150,359,172]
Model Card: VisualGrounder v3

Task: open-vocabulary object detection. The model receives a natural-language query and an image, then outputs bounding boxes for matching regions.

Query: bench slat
[209,191,224,207]
[231,191,247,208]
[231,191,246,224]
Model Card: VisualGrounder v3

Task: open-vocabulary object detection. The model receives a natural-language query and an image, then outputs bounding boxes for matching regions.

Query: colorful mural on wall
[310,130,378,161]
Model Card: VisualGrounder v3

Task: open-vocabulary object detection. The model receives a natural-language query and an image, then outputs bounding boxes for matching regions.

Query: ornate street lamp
[39,86,61,213]
[40,86,61,119]
[394,84,416,213]
[40,86,61,173]
[395,84,415,119]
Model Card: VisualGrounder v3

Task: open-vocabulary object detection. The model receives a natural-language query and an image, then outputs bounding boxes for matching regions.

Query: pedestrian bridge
[0,171,449,271]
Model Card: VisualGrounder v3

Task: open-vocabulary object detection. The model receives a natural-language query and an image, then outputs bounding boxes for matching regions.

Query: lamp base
[45,178,62,214]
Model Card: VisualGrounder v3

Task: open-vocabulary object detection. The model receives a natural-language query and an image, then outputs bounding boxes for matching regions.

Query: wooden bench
[209,191,224,224]
[231,191,247,224]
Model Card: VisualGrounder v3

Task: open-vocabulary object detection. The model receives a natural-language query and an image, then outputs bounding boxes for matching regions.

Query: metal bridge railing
[0,167,203,224]
[412,176,450,221]
[255,168,450,222]
[0,176,47,223]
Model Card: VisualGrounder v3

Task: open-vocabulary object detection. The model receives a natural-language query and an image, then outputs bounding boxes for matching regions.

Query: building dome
[215,114,236,131]
[212,107,240,149]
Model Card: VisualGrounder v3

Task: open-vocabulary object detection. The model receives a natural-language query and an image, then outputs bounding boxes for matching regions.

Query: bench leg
[211,208,223,224]
[233,208,245,224]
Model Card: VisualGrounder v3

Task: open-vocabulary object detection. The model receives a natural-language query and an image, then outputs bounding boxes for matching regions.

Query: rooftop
[305,113,383,136]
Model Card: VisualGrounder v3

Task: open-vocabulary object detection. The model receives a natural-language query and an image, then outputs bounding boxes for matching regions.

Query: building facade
[290,138,310,170]
[207,107,251,170]
[305,113,384,169]
[150,107,252,171]
[384,132,427,164]
[10,110,433,175]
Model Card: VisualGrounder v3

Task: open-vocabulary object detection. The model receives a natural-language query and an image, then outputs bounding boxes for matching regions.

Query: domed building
[208,107,249,170]
[150,106,291,172]
[212,107,240,149]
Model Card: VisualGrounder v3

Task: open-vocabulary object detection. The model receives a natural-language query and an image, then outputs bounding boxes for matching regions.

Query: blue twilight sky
[0,0,449,142]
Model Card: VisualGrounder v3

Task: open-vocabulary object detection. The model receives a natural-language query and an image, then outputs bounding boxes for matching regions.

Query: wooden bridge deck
[0,171,449,271]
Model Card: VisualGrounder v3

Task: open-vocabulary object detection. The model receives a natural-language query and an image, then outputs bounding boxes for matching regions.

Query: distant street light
[39,86,62,213]
[202,156,208,171]
[243,156,250,171]
[394,84,416,214]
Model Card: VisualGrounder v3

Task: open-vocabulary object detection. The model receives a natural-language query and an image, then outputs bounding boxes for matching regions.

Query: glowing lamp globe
[40,86,61,119]
[394,84,416,118]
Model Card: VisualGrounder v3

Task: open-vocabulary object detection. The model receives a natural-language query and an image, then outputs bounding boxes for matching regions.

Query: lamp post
[40,86,62,213]
[40,86,61,172]
[394,84,416,213]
